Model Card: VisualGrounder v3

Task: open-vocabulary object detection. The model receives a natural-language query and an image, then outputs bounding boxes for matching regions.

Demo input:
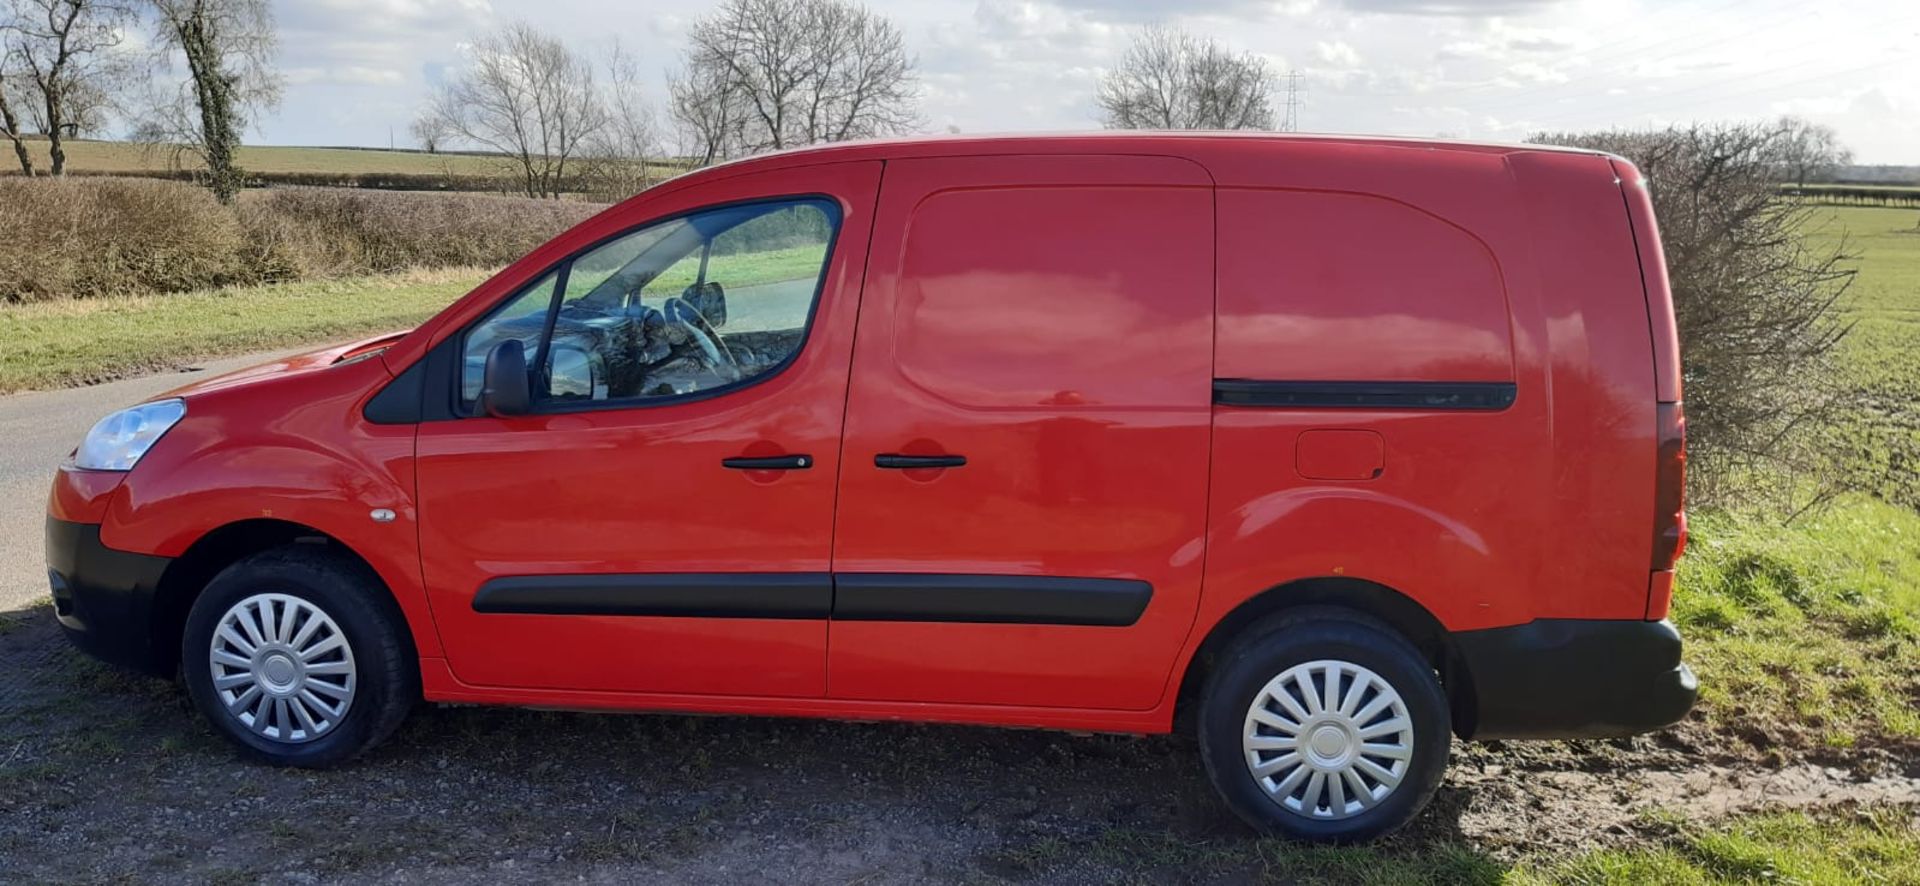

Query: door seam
[823,158,891,697]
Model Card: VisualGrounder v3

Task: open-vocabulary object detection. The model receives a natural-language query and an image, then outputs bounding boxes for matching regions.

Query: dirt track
[3,601,1916,884]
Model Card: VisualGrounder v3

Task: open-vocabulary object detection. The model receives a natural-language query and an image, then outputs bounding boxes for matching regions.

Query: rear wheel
[1197,608,1450,842]
[182,546,417,768]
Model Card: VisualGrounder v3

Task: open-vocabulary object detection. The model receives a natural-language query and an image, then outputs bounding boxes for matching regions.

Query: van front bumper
[1454,618,1698,739]
[46,517,174,677]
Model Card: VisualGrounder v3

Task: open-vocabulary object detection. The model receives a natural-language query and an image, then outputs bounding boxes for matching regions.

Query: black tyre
[1197,607,1450,842]
[182,545,418,768]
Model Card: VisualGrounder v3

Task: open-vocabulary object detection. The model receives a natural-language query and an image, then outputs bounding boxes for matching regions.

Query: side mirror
[699,281,728,328]
[480,339,532,417]
[547,345,599,400]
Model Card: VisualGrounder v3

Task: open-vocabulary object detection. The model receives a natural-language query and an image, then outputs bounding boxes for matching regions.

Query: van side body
[47,135,1695,827]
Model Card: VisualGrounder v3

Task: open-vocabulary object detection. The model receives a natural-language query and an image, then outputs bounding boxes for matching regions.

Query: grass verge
[0,268,484,392]
[1517,807,1920,885]
[1675,497,1920,754]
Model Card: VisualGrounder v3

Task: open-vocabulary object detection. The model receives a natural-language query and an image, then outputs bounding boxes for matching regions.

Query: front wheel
[182,546,417,768]
[1197,608,1451,842]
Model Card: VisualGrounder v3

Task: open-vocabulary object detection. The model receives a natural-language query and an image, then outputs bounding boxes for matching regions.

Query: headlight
[74,399,187,471]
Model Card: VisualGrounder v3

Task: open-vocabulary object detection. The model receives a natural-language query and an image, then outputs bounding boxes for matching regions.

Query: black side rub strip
[875,453,966,469]
[474,573,833,619]
[834,574,1152,626]
[722,454,813,470]
[1213,379,1517,411]
[473,573,1154,626]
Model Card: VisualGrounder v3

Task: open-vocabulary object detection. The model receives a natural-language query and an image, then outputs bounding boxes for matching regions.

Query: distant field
[1785,183,1920,208]
[1806,182,1920,192]
[1,138,683,190]
[5,138,509,177]
[1820,206,1920,346]
[1809,205,1920,505]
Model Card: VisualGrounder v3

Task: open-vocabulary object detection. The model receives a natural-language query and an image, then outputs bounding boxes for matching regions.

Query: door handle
[875,453,966,469]
[722,454,812,470]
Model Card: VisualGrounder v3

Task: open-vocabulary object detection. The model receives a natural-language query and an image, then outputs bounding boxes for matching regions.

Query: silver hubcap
[1242,659,1414,820]
[209,593,357,744]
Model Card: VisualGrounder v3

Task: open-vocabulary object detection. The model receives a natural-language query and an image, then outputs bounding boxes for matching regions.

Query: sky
[258,0,1920,163]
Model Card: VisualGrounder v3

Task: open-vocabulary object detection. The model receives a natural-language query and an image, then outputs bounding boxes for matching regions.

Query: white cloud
[1502,61,1570,86]
[1339,0,1568,14]
[283,66,406,86]
[1316,40,1362,67]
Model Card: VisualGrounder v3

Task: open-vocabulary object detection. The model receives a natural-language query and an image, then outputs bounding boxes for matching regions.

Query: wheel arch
[1173,576,1479,739]
[148,519,414,677]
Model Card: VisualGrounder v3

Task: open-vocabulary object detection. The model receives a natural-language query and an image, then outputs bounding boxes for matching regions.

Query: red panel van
[45,133,1694,841]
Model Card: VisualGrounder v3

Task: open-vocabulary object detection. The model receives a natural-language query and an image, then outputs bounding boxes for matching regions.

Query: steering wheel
[662,295,736,372]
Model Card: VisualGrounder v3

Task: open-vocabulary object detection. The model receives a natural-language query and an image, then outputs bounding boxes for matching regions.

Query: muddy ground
[2,601,1915,884]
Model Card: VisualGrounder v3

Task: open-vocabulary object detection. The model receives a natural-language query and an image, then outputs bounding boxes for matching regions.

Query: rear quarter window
[1215,189,1513,382]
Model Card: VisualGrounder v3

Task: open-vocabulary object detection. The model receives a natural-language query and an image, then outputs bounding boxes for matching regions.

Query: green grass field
[1814,203,1918,424]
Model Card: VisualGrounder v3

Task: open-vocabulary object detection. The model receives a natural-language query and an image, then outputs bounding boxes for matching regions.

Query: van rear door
[827,154,1214,711]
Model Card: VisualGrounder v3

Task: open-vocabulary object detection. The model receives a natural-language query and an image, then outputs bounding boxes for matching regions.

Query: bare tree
[1,0,135,175]
[0,57,32,173]
[408,111,450,154]
[576,39,660,201]
[1097,25,1275,131]
[668,56,742,166]
[144,0,280,203]
[1532,123,1859,512]
[1769,116,1852,187]
[422,22,605,199]
[671,0,918,163]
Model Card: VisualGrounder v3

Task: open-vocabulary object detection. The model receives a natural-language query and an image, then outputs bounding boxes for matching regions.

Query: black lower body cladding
[1454,618,1698,739]
[45,517,174,676]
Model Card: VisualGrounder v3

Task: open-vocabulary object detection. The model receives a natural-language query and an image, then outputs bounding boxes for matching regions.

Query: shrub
[236,188,603,278]
[1531,123,1857,512]
[0,177,606,302]
[0,177,253,301]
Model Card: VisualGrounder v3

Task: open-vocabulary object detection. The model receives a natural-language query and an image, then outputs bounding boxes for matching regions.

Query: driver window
[460,198,839,411]
[459,270,559,403]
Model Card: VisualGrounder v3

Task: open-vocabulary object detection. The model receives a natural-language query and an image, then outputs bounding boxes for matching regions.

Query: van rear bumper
[46,517,174,677]
[1454,618,1697,740]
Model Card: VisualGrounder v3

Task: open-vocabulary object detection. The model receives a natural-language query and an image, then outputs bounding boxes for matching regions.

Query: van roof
[696,130,1612,173]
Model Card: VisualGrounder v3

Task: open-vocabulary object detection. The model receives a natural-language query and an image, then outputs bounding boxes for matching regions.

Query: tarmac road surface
[0,348,303,613]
